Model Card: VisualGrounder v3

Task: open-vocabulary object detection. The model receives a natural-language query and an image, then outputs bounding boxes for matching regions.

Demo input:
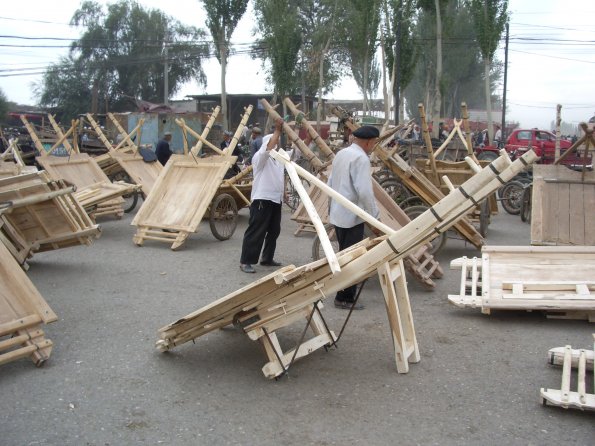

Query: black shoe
[259,260,282,267]
[334,299,364,310]
[240,264,256,273]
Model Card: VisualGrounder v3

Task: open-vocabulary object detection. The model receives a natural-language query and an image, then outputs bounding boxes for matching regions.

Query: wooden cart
[131,106,253,249]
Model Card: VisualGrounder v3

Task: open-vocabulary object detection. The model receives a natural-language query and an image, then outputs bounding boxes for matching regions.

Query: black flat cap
[352,125,380,139]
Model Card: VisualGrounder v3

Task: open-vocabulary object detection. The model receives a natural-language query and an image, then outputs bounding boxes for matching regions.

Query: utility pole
[500,22,509,147]
[394,0,402,125]
[164,31,169,106]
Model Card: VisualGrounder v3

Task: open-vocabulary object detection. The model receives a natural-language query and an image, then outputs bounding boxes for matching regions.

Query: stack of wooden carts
[0,168,100,367]
[20,114,140,220]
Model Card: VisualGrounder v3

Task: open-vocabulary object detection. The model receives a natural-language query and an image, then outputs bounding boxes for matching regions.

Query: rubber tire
[209,193,238,241]
[479,199,490,238]
[109,171,138,213]
[311,225,339,261]
[379,178,411,205]
[404,205,447,254]
[500,180,524,215]
[477,151,499,162]
[520,184,532,223]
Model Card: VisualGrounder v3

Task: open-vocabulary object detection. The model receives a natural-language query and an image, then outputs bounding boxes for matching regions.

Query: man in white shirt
[239,119,284,273]
[328,125,380,309]
[494,125,502,147]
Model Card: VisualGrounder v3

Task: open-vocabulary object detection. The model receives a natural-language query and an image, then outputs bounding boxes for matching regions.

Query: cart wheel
[109,171,138,213]
[500,180,524,215]
[404,205,447,254]
[399,196,425,209]
[283,173,310,212]
[379,178,411,205]
[520,184,532,223]
[479,199,490,238]
[209,193,238,241]
[312,225,339,261]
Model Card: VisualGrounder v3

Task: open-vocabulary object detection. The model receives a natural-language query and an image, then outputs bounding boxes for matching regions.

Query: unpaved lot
[1,206,593,445]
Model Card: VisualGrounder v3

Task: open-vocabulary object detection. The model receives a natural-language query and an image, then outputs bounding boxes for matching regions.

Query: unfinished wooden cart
[540,334,595,411]
[132,105,253,249]
[0,239,57,367]
[0,171,100,268]
[448,245,595,322]
[156,148,538,379]
[531,164,595,246]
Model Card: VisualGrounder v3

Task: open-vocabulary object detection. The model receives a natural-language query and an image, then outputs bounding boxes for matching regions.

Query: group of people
[239,119,380,311]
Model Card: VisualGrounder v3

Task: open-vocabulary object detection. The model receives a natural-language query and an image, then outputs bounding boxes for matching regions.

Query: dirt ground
[1,204,593,445]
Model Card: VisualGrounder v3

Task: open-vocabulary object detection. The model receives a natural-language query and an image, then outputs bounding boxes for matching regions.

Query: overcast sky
[0,0,593,129]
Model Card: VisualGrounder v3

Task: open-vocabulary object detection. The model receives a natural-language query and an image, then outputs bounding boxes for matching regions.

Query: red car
[476,128,591,167]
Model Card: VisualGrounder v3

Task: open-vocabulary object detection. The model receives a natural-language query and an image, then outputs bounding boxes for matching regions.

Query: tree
[296,0,344,129]
[469,0,508,143]
[253,0,303,119]
[383,0,418,122]
[201,0,249,131]
[342,0,382,115]
[0,88,11,124]
[36,55,96,117]
[37,0,209,119]
[417,0,449,136]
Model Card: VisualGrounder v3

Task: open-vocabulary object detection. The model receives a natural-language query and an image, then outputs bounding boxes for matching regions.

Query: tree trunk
[432,0,443,138]
[220,36,229,131]
[317,38,331,134]
[380,28,390,123]
[363,47,369,116]
[484,57,494,144]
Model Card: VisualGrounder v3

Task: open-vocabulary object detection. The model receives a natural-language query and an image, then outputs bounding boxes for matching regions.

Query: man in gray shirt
[327,125,380,309]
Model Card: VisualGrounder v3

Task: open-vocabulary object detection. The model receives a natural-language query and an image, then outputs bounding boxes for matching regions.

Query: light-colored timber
[0,238,56,367]
[448,245,595,320]
[531,164,595,246]
[156,148,538,379]
[0,171,100,267]
[540,334,595,411]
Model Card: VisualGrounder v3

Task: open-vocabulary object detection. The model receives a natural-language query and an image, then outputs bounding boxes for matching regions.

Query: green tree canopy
[36,0,209,119]
[201,0,249,130]
[342,0,381,115]
[253,0,303,98]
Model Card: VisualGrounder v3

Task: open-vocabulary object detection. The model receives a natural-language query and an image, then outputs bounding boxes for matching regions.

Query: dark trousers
[240,199,282,265]
[334,223,365,302]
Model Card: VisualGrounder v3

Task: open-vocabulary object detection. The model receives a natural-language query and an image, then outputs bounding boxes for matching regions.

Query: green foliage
[342,0,382,104]
[468,0,508,62]
[0,88,10,123]
[35,55,95,117]
[201,0,249,65]
[383,0,418,92]
[403,1,502,117]
[253,0,303,96]
[37,0,209,119]
[295,0,345,96]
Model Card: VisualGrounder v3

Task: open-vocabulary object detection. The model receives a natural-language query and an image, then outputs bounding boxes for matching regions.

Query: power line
[509,48,595,64]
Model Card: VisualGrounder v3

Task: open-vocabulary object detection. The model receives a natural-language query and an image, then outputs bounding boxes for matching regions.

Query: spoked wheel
[311,225,339,261]
[404,205,447,254]
[520,184,532,223]
[109,171,139,213]
[380,178,411,206]
[479,199,490,238]
[284,173,310,212]
[209,193,238,241]
[500,180,524,215]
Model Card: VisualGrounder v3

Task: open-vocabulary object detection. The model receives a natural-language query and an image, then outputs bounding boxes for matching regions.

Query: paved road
[1,204,593,445]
